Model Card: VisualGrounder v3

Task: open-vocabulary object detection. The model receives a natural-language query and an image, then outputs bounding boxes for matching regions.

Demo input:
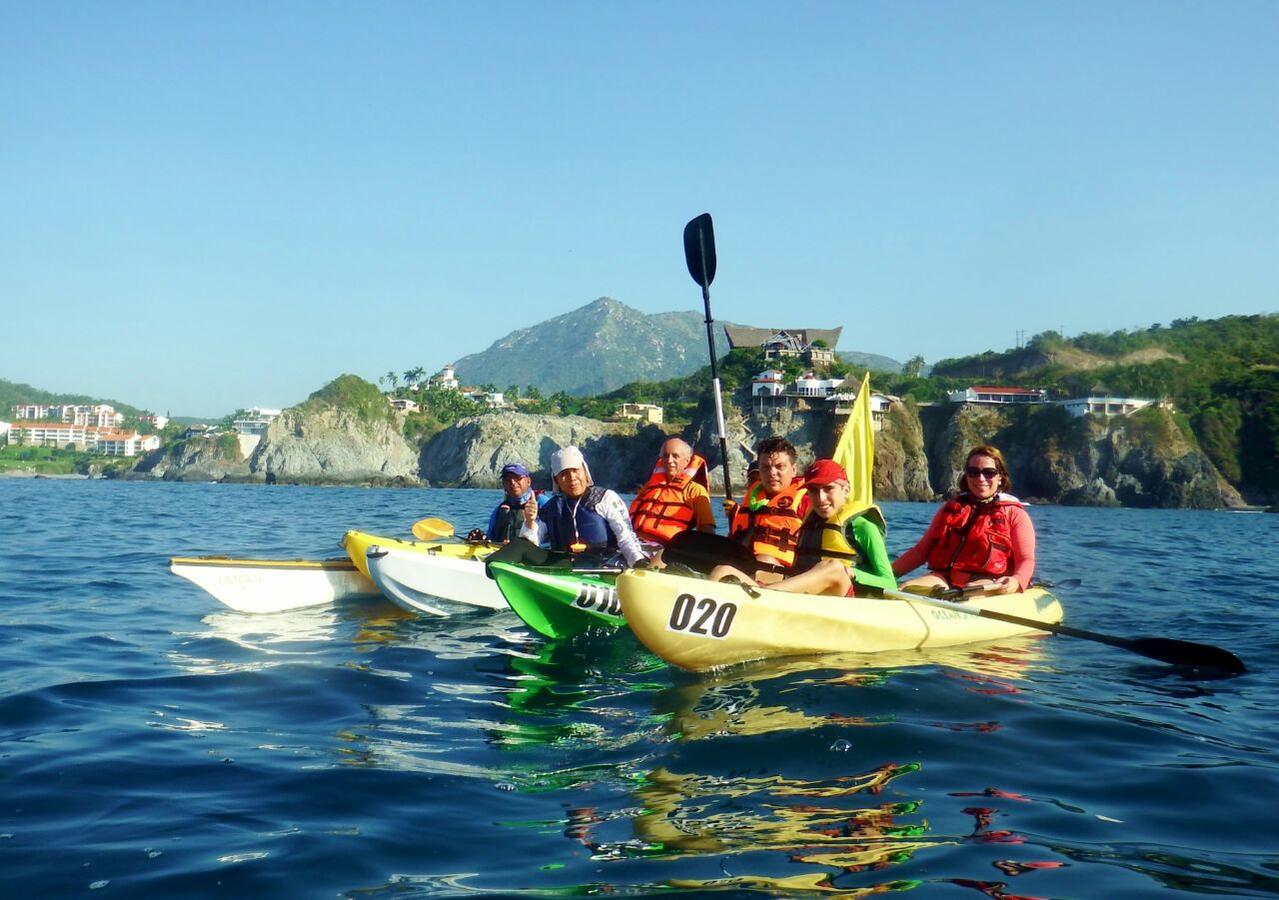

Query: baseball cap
[803,459,848,487]
[500,463,530,478]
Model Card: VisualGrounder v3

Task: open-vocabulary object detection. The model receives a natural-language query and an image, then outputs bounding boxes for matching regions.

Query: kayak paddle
[683,212,733,503]
[411,517,455,540]
[882,586,1246,674]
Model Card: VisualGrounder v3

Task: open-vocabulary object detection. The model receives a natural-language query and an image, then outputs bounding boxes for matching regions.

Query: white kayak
[365,543,507,616]
[169,556,380,613]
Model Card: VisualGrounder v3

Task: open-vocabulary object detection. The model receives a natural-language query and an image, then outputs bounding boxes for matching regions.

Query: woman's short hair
[958,444,1013,492]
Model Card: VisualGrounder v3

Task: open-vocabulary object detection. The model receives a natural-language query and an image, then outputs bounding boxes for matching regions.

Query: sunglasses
[965,466,999,479]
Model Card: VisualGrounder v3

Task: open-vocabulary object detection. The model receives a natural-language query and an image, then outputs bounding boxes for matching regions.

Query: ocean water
[1,478,1277,898]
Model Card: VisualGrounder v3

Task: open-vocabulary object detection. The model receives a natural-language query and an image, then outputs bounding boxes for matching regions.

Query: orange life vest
[728,479,808,568]
[629,453,710,545]
[925,493,1020,581]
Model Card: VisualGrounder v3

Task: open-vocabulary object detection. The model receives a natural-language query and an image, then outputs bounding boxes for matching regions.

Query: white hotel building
[6,422,160,457]
[15,403,126,428]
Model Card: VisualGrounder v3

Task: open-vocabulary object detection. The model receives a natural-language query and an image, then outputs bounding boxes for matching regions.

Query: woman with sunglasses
[891,444,1035,595]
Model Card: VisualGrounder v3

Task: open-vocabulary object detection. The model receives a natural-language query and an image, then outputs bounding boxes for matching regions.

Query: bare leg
[769,559,853,597]
[710,564,758,585]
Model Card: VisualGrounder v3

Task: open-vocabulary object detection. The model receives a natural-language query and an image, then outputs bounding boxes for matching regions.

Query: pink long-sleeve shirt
[892,499,1036,590]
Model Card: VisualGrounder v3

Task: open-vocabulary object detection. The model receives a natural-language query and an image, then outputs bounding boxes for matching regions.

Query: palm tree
[384,371,399,393]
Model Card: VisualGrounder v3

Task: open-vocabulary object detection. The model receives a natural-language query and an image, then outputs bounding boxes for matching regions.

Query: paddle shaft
[701,283,734,502]
[884,587,1244,673]
[684,213,733,502]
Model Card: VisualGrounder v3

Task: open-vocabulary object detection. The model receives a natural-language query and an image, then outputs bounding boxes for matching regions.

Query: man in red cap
[711,458,895,597]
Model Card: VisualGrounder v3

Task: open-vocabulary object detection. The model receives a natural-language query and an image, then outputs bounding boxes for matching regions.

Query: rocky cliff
[921,402,1244,508]
[421,413,668,489]
[250,405,420,485]
[685,397,933,501]
[135,375,1246,508]
[132,433,251,482]
[873,400,935,501]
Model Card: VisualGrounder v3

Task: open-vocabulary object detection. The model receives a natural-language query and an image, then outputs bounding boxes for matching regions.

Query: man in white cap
[520,445,648,566]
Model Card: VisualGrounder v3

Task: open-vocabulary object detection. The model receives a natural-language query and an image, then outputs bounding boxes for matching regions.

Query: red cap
[803,458,848,487]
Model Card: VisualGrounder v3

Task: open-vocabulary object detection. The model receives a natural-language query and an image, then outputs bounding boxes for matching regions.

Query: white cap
[550,445,593,484]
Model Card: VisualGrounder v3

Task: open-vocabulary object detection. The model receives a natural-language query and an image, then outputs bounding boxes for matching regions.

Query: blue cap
[500,463,530,478]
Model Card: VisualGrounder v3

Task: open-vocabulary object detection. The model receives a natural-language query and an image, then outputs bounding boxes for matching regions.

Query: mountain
[452,297,735,396]
[839,350,904,374]
[453,297,900,396]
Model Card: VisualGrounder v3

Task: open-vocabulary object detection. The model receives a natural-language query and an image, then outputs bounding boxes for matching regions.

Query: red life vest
[629,453,710,545]
[728,479,808,568]
[925,493,1020,581]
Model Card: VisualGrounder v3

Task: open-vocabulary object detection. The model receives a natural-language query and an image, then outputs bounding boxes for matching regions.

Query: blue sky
[3,2,1276,417]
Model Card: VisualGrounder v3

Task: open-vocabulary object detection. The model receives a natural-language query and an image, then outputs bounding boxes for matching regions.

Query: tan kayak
[169,556,379,613]
[616,568,1064,672]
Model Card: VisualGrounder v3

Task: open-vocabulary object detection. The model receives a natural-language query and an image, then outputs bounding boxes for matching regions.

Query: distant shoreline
[2,473,1273,512]
[0,470,91,480]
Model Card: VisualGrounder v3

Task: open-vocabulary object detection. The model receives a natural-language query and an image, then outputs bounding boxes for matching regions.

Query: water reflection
[593,640,1062,889]
[347,603,530,657]
[168,606,341,673]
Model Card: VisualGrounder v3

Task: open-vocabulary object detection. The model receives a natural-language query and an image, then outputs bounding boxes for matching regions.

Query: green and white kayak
[487,561,624,639]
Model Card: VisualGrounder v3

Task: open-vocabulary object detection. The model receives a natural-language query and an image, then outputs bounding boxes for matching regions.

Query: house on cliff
[1058,397,1174,417]
[724,325,842,367]
[751,369,893,430]
[947,385,1048,404]
[946,385,1172,419]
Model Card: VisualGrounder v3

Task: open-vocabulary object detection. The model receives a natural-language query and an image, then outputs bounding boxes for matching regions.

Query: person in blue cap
[482,462,547,543]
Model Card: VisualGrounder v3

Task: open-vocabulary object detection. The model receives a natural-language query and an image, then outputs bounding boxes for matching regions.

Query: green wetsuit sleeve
[847,517,897,592]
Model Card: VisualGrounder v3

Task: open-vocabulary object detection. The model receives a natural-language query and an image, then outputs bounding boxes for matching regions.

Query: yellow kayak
[616,569,1063,672]
[340,529,496,578]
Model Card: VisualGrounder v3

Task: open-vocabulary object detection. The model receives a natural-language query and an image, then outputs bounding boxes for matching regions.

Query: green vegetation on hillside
[298,375,394,423]
[400,386,484,444]
[0,378,147,418]
[927,315,1279,499]
[0,444,130,476]
[512,348,853,422]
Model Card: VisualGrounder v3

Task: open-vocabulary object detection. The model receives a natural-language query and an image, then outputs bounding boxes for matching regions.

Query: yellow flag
[833,371,875,525]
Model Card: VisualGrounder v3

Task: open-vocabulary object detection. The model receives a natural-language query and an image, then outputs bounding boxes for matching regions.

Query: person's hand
[465,528,486,542]
[993,576,1019,595]
[522,502,538,527]
[722,499,736,517]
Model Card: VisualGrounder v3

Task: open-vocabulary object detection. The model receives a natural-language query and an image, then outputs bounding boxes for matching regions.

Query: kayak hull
[366,544,507,616]
[169,557,379,613]
[342,529,496,578]
[617,569,1064,671]
[488,561,623,639]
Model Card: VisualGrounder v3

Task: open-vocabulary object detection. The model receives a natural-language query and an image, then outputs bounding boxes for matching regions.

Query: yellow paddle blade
[411,517,455,540]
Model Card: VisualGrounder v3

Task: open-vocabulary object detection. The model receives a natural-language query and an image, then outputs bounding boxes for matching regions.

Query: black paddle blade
[1126,637,1246,674]
[683,213,716,288]
[663,530,757,575]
